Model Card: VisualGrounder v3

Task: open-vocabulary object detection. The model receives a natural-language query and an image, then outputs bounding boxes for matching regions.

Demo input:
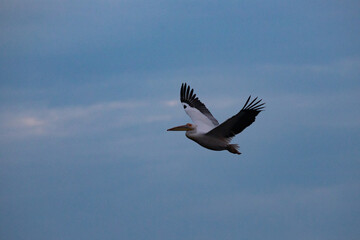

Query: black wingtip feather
[247,97,258,109]
[180,83,185,100]
[241,96,265,112]
[249,99,262,109]
[179,83,220,126]
[242,96,251,109]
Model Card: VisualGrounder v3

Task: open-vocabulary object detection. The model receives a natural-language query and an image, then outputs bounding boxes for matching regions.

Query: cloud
[2,61,358,142]
[163,100,179,107]
[18,117,45,127]
[267,90,360,129]
[257,58,360,76]
[0,99,177,140]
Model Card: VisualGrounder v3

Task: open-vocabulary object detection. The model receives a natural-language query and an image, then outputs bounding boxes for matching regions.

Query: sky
[0,0,360,239]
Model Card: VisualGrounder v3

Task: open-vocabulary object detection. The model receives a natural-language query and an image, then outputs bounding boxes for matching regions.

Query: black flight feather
[180,83,219,126]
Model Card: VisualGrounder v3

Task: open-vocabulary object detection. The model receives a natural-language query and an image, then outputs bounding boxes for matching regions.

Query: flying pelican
[167,83,265,154]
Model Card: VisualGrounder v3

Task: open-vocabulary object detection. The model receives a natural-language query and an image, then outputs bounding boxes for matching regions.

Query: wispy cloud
[163,100,178,107]
[1,58,358,141]
[266,90,360,129]
[257,58,360,76]
[0,99,178,140]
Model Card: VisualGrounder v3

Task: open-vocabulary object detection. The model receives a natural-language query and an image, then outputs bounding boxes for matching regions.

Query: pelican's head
[167,123,196,131]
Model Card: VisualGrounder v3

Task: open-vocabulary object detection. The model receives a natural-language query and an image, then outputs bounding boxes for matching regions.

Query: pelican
[167,83,265,155]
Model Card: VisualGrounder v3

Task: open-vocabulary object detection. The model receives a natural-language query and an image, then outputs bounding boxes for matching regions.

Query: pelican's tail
[227,144,241,155]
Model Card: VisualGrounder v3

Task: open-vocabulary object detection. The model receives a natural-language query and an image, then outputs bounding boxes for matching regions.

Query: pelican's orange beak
[167,124,191,131]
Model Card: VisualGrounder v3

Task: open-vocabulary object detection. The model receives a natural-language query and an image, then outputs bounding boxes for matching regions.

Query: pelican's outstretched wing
[206,96,265,138]
[180,83,219,132]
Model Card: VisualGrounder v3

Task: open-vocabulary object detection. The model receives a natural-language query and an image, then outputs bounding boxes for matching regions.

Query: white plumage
[167,83,265,155]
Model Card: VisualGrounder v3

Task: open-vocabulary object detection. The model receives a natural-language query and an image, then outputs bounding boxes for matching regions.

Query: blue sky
[1,0,359,239]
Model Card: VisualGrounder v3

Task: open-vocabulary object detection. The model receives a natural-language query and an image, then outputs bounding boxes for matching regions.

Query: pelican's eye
[183,105,187,109]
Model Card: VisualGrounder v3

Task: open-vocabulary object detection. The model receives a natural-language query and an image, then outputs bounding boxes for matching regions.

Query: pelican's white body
[186,130,229,151]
